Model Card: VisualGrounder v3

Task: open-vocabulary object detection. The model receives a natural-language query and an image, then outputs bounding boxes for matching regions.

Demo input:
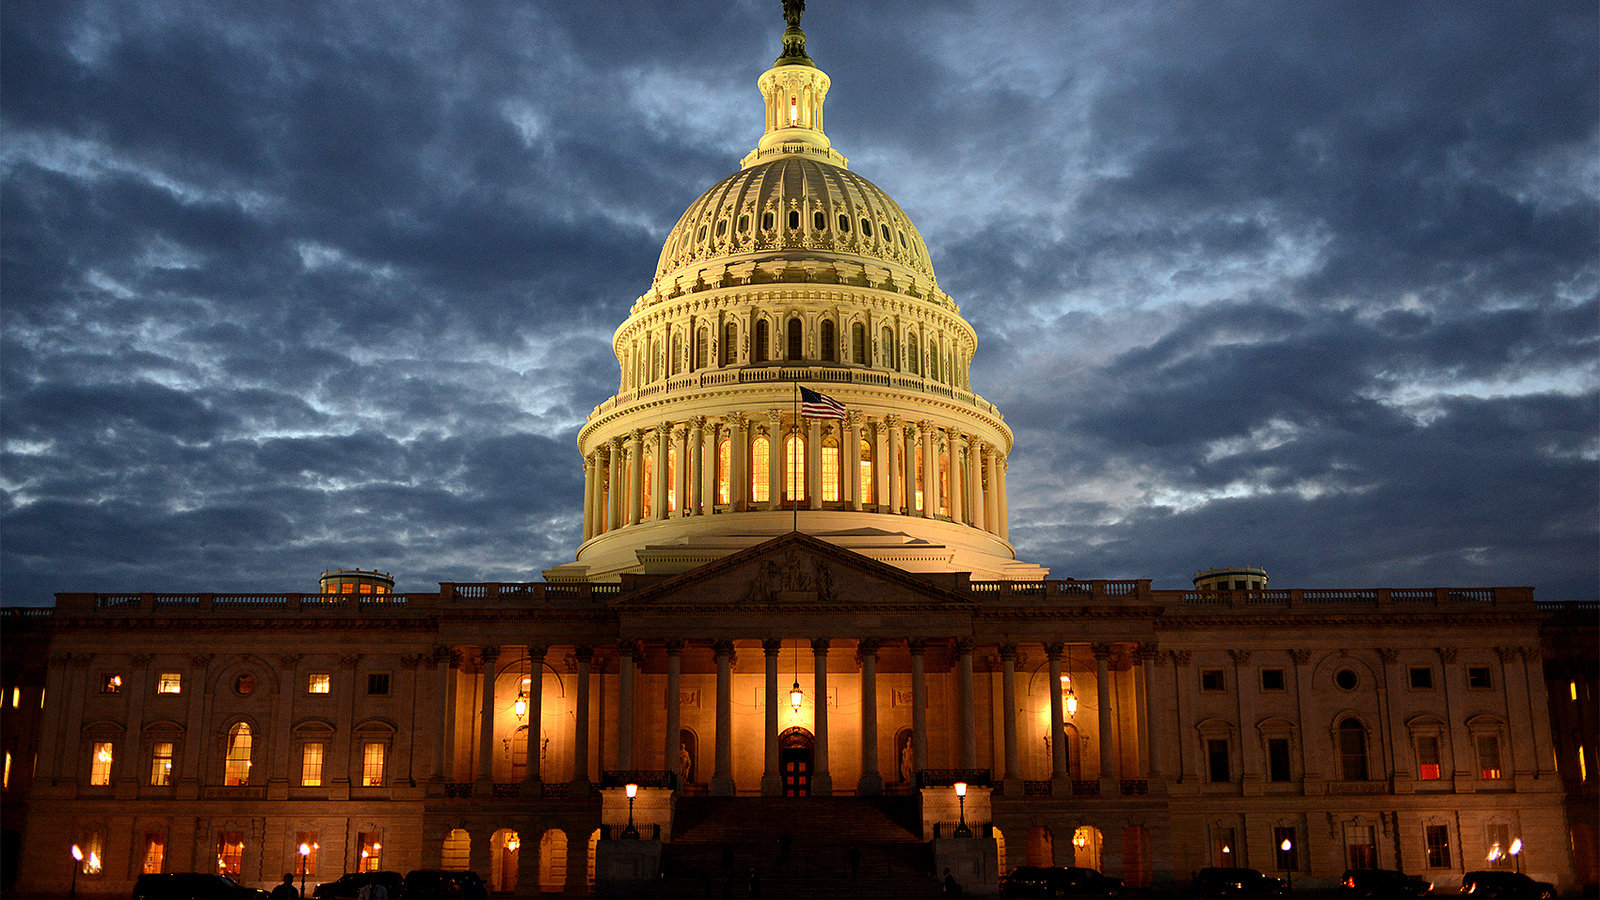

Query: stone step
[671,796,923,845]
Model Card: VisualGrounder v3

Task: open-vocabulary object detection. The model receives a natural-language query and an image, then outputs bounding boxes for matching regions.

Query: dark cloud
[3,0,1595,606]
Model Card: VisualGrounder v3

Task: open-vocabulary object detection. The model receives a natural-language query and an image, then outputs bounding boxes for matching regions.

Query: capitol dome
[550,7,1046,584]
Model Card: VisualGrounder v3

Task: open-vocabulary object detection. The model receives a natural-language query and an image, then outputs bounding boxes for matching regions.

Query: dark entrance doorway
[779,727,814,797]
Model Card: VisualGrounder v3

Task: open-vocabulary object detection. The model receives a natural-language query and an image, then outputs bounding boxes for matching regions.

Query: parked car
[312,872,404,900]
[133,874,271,900]
[1193,868,1288,898]
[1001,866,1125,899]
[1459,872,1556,900]
[401,870,487,900]
[1343,869,1433,899]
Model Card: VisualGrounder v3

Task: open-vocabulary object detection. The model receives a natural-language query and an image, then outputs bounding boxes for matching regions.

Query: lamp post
[622,783,640,839]
[1280,838,1293,892]
[298,843,310,897]
[1509,839,1522,874]
[70,845,83,900]
[953,782,971,838]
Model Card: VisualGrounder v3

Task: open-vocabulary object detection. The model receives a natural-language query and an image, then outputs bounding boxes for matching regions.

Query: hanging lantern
[790,679,804,713]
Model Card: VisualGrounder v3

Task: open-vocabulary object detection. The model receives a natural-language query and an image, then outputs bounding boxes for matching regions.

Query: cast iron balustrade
[600,770,676,790]
[1120,779,1149,796]
[917,769,991,788]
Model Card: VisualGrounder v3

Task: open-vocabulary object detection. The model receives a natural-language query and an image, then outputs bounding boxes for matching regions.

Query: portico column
[691,416,707,515]
[997,457,1009,540]
[1045,643,1070,788]
[1093,643,1117,789]
[1000,644,1021,793]
[627,431,645,525]
[431,646,453,784]
[920,423,935,518]
[523,646,546,788]
[617,641,636,770]
[846,412,863,509]
[675,424,692,517]
[761,639,782,796]
[904,422,920,514]
[476,646,500,786]
[1138,644,1163,783]
[811,638,832,795]
[728,415,747,511]
[966,436,982,529]
[909,639,929,777]
[571,647,592,787]
[653,424,671,520]
[807,419,822,509]
[886,415,904,513]
[766,411,782,512]
[983,447,999,535]
[956,638,978,769]
[581,455,596,540]
[606,441,622,532]
[712,641,735,795]
[663,640,683,781]
[948,431,965,524]
[858,639,882,795]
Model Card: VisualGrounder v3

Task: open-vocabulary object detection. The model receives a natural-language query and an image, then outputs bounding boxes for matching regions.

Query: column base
[761,773,782,796]
[1001,776,1024,798]
[812,772,833,796]
[857,773,883,796]
[1051,776,1073,796]
[711,776,735,796]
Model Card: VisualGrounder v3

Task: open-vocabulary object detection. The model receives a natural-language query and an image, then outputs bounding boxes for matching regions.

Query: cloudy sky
[3,0,1595,606]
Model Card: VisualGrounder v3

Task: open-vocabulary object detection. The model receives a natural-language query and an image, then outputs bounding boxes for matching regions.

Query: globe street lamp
[1509,838,1522,874]
[953,782,972,838]
[70,845,83,900]
[1279,837,1293,892]
[298,842,311,897]
[622,783,640,839]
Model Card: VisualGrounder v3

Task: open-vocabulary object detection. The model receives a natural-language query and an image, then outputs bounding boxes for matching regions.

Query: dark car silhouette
[1002,866,1125,899]
[133,874,271,900]
[1193,868,1288,898]
[1459,872,1555,900]
[1343,868,1433,899]
[311,872,403,900]
[400,870,487,900]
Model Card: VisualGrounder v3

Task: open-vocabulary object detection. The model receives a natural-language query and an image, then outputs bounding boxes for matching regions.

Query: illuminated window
[1486,824,1511,869]
[913,447,924,512]
[308,674,331,694]
[717,437,731,504]
[1477,735,1502,780]
[512,726,529,774]
[10,686,19,707]
[234,674,255,695]
[224,723,252,786]
[1417,736,1441,780]
[667,447,678,512]
[821,438,840,501]
[150,742,174,786]
[858,439,874,503]
[341,583,354,594]
[785,433,805,501]
[302,743,324,787]
[751,435,770,503]
[295,833,319,877]
[937,454,949,516]
[442,829,470,871]
[359,583,372,594]
[357,833,382,872]
[100,674,122,694]
[90,742,113,785]
[217,832,244,875]
[157,673,182,694]
[3,751,10,789]
[1424,825,1450,868]
[143,833,166,874]
[362,742,386,787]
[1572,681,1579,702]
[642,454,653,516]
[1579,745,1587,782]
[81,830,105,874]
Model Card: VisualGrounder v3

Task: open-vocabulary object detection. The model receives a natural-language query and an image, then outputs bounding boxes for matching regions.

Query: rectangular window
[1409,666,1434,689]
[81,829,105,873]
[1417,736,1441,780]
[821,443,840,501]
[308,674,331,694]
[362,742,386,787]
[295,832,319,877]
[357,832,382,872]
[1273,826,1298,872]
[1467,666,1492,689]
[1486,823,1511,869]
[1207,739,1231,783]
[157,673,182,694]
[1212,827,1237,866]
[143,833,166,874]
[1572,681,1579,702]
[3,751,10,790]
[1477,735,1503,779]
[751,436,770,503]
[150,741,174,786]
[217,832,244,876]
[859,452,874,505]
[301,743,325,787]
[9,687,16,708]
[1267,738,1292,782]
[1424,825,1451,868]
[90,742,113,785]
[1580,744,1588,782]
[100,674,122,693]
[1200,669,1225,692]
[366,673,390,696]
[1260,668,1286,691]
[1346,825,1377,870]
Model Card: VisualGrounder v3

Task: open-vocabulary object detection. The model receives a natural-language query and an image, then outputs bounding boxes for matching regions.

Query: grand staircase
[624,796,943,899]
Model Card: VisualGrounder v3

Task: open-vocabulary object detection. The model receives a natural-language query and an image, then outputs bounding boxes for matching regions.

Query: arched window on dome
[913,446,924,513]
[667,446,678,513]
[787,318,803,361]
[813,210,827,231]
[755,320,770,362]
[762,211,775,231]
[851,323,866,363]
[929,340,940,381]
[861,217,872,238]
[641,455,653,518]
[821,431,840,502]
[670,332,683,377]
[785,432,805,503]
[820,320,836,362]
[938,452,950,517]
[695,328,709,370]
[651,335,662,382]
[907,338,920,376]
[838,214,851,233]
[788,210,801,230]
[722,322,738,366]
[859,438,874,504]
[881,326,896,369]
[717,436,731,505]
[751,435,770,503]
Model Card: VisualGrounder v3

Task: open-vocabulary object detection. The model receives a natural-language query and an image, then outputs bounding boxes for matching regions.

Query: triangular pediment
[614,532,972,612]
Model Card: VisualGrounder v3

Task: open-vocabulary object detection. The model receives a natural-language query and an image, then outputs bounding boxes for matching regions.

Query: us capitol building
[2,6,1593,898]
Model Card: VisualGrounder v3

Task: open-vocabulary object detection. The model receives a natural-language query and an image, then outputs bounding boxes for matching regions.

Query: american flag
[799,386,847,420]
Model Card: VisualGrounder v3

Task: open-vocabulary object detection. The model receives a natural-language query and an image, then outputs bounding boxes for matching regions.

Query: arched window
[512,725,529,776]
[670,332,683,376]
[491,829,520,894]
[641,455,653,518]
[859,438,874,504]
[938,453,950,517]
[722,322,738,365]
[851,323,866,363]
[929,341,940,381]
[667,446,678,513]
[908,338,919,375]
[695,328,708,369]
[785,433,805,502]
[820,320,836,362]
[788,210,801,230]
[717,436,731,504]
[224,722,252,786]
[755,320,770,362]
[1026,826,1054,868]
[813,210,827,231]
[537,830,565,894]
[751,435,770,503]
[881,327,895,368]
[441,829,470,871]
[787,318,803,360]
[821,433,840,502]
[1339,718,1369,781]
[914,446,925,513]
